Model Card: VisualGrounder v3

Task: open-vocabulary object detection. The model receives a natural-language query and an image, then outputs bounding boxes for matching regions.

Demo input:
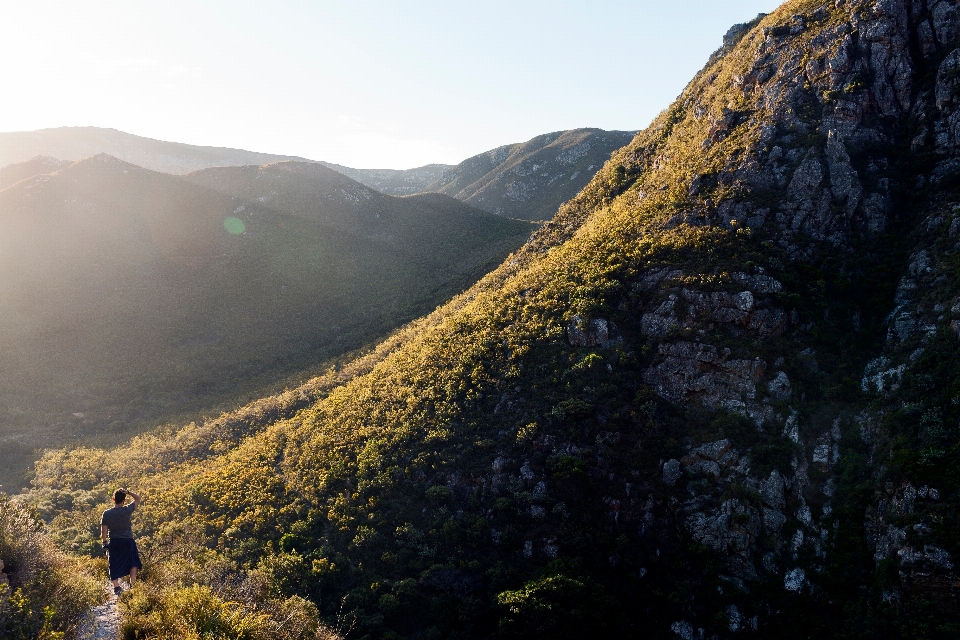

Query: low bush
[0,495,99,639]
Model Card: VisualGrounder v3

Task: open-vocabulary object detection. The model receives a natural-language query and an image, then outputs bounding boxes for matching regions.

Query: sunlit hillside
[330,128,636,220]
[0,155,534,490]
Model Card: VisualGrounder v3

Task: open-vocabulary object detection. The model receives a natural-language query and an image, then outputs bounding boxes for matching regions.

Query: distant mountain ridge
[0,126,306,175]
[328,128,636,220]
[0,155,71,190]
[2,127,635,221]
[318,162,453,196]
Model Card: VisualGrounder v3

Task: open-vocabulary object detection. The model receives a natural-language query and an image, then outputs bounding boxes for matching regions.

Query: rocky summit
[16,0,960,638]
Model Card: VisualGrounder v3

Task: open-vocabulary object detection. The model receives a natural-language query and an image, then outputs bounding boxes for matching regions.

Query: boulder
[767,371,792,400]
[566,315,617,347]
[663,459,682,486]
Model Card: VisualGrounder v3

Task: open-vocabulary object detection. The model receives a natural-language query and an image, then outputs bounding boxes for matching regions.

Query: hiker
[100,487,143,596]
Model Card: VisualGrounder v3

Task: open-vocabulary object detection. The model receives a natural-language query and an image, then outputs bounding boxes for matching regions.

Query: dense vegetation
[12,0,960,637]
[0,157,534,490]
[0,495,99,639]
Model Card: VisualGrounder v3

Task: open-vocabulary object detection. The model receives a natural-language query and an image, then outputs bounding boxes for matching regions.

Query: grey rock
[731,272,783,294]
[763,508,787,532]
[727,604,743,632]
[898,544,955,571]
[875,524,907,563]
[693,439,731,461]
[812,434,832,465]
[895,278,917,304]
[788,153,824,200]
[532,481,547,500]
[918,18,938,57]
[566,315,614,347]
[641,298,678,338]
[909,249,932,276]
[760,470,786,509]
[684,498,761,572]
[733,291,754,312]
[762,552,778,573]
[663,459,682,486]
[767,371,792,400]
[784,567,805,592]
[826,130,863,216]
[670,620,695,640]
[933,1,960,48]
[688,459,722,477]
[643,341,766,409]
[748,308,788,336]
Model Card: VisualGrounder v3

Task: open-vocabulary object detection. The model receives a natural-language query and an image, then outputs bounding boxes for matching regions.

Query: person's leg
[129,567,137,585]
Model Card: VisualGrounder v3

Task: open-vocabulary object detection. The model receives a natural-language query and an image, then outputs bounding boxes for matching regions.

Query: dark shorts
[107,537,143,580]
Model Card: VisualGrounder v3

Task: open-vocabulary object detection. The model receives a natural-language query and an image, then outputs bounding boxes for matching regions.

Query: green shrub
[120,583,268,640]
[0,495,99,639]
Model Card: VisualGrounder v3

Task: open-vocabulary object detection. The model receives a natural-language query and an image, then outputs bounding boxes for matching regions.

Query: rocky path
[76,584,120,640]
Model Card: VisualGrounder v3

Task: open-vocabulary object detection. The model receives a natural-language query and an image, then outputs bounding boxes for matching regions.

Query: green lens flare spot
[224,217,246,234]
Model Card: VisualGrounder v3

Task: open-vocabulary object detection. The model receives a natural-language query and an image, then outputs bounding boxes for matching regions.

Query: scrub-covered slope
[35,0,960,637]
[423,128,636,220]
[318,162,453,197]
[0,155,533,490]
[326,129,635,220]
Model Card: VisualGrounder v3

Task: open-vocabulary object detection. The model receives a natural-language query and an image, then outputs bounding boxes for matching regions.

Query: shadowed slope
[0,155,71,190]
[0,155,533,489]
[318,162,453,196]
[323,129,635,220]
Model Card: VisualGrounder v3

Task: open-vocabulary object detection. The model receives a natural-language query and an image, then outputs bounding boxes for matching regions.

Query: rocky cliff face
[590,0,960,632]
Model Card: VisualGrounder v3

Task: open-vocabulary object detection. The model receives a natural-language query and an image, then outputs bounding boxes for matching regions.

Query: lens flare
[224,217,245,234]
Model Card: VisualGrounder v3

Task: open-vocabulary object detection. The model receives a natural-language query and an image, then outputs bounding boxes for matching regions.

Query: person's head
[113,489,127,505]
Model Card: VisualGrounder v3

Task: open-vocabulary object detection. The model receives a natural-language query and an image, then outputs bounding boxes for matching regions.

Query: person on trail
[100,487,142,596]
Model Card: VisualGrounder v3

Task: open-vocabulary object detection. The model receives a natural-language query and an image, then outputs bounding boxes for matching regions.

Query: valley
[0,154,535,490]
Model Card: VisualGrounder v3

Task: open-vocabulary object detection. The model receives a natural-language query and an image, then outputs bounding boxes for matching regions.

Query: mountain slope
[0,155,71,190]
[32,0,960,637]
[0,126,304,174]
[0,155,533,489]
[424,128,636,219]
[318,162,453,196]
[326,128,635,220]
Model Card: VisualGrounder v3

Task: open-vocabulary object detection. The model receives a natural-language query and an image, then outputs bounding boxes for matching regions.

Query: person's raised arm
[123,488,141,507]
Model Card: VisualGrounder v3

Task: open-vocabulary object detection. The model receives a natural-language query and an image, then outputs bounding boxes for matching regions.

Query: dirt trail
[76,584,120,640]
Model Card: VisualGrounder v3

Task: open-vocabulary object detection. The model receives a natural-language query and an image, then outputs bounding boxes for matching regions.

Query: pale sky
[0,1,781,169]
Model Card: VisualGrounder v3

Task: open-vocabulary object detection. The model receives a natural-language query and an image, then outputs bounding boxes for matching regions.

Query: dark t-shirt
[100,503,136,539]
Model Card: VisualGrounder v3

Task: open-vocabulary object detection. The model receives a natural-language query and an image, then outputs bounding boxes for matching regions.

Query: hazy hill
[330,128,635,220]
[0,127,633,223]
[0,155,71,190]
[318,162,453,196]
[424,128,635,219]
[0,154,533,489]
[0,126,305,175]
[25,0,960,638]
